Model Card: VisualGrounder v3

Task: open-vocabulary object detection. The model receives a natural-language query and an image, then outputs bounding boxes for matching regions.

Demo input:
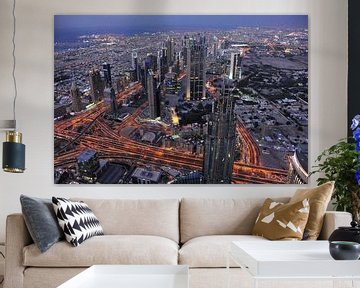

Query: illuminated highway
[54,82,289,184]
[236,120,260,166]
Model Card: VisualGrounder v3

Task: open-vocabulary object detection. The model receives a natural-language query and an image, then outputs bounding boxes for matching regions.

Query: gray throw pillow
[20,195,64,253]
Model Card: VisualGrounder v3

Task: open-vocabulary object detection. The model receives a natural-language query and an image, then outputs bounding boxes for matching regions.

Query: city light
[54,15,308,184]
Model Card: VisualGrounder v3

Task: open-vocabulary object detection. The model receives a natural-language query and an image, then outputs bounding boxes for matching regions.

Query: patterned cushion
[252,198,310,240]
[52,197,104,246]
[290,181,334,240]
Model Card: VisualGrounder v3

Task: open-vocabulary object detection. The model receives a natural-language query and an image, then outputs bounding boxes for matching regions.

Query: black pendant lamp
[3,130,25,173]
[1,0,26,173]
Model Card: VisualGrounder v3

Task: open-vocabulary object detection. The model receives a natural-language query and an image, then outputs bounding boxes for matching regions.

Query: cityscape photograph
[54,15,308,184]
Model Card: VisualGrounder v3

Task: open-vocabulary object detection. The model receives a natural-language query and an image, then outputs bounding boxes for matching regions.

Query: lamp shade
[2,131,25,173]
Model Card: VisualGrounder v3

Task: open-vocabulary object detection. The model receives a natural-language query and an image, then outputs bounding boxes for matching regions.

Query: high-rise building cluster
[65,33,245,184]
[70,63,121,116]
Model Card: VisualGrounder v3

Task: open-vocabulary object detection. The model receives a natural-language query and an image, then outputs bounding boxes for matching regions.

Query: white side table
[228,241,360,288]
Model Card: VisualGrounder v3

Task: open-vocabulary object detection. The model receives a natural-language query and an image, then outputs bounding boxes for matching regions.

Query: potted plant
[312,115,360,222]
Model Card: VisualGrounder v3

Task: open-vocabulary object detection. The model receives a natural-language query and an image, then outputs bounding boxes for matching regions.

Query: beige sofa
[4,198,352,288]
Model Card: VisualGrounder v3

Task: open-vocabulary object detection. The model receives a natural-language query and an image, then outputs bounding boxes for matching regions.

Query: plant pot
[329,221,360,244]
[329,241,360,260]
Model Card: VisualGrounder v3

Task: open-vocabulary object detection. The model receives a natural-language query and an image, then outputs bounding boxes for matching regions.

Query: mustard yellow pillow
[289,181,334,240]
[252,198,310,240]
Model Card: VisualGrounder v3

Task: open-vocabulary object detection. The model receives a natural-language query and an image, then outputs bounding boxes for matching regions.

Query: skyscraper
[177,51,184,71]
[173,52,184,74]
[229,52,243,80]
[147,69,161,119]
[131,51,138,70]
[165,36,174,66]
[70,81,82,112]
[212,36,219,58]
[182,35,190,66]
[103,62,112,87]
[186,38,207,101]
[89,68,104,103]
[157,49,168,84]
[143,54,157,90]
[145,54,157,71]
[102,63,118,116]
[131,51,140,82]
[104,87,118,116]
[203,78,236,184]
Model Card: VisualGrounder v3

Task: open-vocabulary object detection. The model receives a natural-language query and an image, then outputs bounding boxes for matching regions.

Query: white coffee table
[228,241,360,288]
[58,265,189,288]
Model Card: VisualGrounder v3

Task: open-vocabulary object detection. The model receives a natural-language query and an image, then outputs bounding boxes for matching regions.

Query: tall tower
[157,49,168,84]
[229,53,243,80]
[104,87,118,116]
[89,68,104,103]
[143,53,158,90]
[70,81,82,112]
[131,51,140,82]
[103,62,112,87]
[203,78,236,184]
[102,63,118,116]
[186,38,207,101]
[182,35,189,66]
[165,37,174,66]
[147,69,161,119]
[157,50,162,84]
[131,51,137,70]
[212,36,218,58]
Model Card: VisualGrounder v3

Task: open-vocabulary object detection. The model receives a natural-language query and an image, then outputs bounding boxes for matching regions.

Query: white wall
[0,0,348,242]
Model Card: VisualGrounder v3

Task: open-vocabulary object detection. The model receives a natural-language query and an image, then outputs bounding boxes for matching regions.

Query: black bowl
[329,241,360,260]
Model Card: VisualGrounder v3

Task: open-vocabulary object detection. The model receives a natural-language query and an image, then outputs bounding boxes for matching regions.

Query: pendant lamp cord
[12,0,17,128]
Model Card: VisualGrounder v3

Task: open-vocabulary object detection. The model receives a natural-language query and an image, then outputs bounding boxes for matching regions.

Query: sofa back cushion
[72,198,179,243]
[180,198,289,243]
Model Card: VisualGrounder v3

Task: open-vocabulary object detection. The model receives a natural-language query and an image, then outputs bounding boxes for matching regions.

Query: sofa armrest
[4,214,32,288]
[318,211,352,240]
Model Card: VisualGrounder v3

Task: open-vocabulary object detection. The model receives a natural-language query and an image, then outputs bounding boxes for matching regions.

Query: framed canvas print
[54,15,308,184]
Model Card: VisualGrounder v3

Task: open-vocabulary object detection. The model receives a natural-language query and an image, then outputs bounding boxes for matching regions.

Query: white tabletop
[231,241,360,278]
[58,265,189,288]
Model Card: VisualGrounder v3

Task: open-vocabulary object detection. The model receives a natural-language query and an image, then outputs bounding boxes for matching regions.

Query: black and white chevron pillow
[52,197,103,247]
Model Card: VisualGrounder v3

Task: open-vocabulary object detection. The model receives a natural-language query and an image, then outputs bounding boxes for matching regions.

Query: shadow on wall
[127,0,173,14]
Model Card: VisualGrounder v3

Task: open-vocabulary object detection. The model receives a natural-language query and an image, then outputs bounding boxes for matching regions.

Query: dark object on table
[329,241,360,260]
[328,221,360,244]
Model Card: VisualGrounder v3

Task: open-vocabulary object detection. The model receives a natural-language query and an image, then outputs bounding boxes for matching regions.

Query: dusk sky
[55,15,308,38]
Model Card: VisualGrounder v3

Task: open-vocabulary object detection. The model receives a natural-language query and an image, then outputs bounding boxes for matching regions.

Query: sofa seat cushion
[179,235,267,268]
[180,198,289,243]
[23,235,178,267]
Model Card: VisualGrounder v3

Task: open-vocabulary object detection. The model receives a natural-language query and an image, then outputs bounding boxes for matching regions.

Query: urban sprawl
[54,26,308,184]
